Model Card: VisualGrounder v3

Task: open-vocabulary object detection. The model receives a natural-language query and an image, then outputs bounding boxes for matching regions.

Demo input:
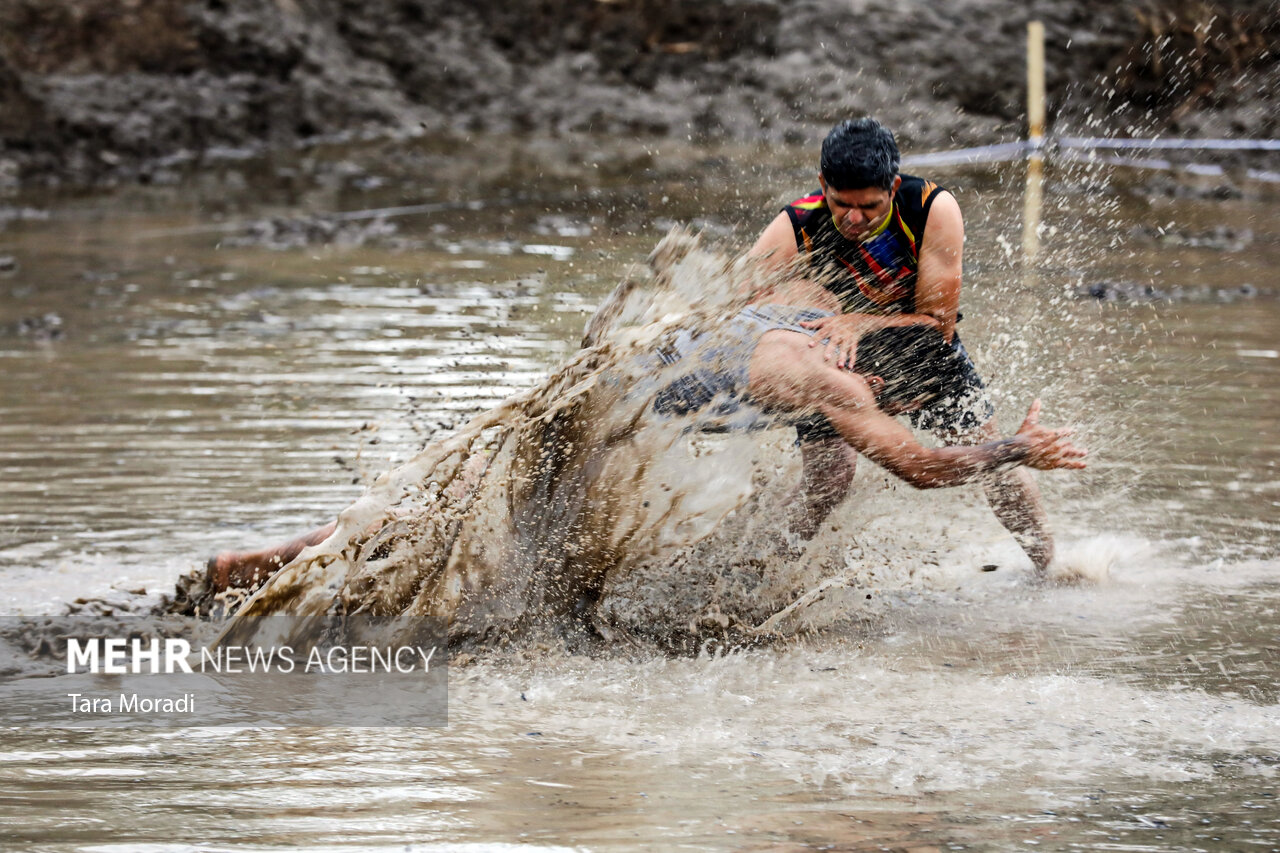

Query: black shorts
[794,332,995,442]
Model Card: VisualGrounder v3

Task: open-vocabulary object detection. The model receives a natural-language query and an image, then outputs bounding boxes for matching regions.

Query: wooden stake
[1024,21,1046,261]
[1027,21,1046,146]
[1022,155,1043,260]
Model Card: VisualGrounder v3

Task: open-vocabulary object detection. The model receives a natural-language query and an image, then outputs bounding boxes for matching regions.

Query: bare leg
[208,521,337,593]
[788,435,858,539]
[205,447,495,594]
[945,420,1053,571]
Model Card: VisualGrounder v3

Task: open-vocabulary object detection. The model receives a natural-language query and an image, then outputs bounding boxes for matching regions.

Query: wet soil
[1,0,1276,188]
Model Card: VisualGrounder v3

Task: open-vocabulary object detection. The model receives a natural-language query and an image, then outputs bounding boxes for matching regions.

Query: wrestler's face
[820,175,901,242]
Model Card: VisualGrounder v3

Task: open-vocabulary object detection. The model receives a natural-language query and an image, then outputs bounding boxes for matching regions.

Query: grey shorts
[650,305,832,428]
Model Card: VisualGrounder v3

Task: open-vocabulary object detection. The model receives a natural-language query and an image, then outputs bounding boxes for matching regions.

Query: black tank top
[783,174,946,314]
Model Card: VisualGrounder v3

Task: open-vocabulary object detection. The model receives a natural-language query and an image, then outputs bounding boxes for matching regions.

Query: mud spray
[212,229,889,654]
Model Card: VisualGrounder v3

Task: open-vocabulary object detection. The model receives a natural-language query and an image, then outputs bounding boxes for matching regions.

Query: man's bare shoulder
[748,211,799,264]
[924,189,963,227]
[921,190,964,250]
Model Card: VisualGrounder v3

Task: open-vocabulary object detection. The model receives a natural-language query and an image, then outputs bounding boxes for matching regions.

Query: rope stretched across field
[905,135,1280,182]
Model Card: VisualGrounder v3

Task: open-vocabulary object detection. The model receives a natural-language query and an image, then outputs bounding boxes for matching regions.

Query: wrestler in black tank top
[783,174,947,315]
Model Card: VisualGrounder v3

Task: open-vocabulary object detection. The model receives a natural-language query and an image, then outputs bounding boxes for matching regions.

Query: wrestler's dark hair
[820,118,900,191]
[854,325,960,408]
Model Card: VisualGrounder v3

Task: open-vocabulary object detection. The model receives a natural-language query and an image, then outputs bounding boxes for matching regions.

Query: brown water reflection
[0,136,1277,850]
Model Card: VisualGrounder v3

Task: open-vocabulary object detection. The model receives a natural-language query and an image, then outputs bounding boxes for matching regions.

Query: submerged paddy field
[0,134,1276,849]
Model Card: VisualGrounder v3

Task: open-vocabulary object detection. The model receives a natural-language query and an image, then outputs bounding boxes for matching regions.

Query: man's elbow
[939,318,956,343]
[922,312,956,343]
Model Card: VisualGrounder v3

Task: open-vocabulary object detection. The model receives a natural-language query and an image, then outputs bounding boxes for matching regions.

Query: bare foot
[206,551,282,593]
[206,521,339,594]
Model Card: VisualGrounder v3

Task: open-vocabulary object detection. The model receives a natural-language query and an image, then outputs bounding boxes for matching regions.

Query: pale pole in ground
[1023,20,1046,262]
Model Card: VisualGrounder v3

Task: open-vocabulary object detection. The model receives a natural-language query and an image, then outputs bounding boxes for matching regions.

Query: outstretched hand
[1015,399,1088,471]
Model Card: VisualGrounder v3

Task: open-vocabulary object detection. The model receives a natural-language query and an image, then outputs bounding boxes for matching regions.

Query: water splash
[214,229,820,652]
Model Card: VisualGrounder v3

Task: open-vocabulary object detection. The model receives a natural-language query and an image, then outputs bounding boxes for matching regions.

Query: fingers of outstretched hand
[1047,434,1088,468]
[1022,398,1042,427]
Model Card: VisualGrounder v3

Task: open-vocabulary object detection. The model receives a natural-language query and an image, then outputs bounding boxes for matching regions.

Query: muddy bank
[0,0,1276,188]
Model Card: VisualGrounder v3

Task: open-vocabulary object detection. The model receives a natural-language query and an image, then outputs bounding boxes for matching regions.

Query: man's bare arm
[747,211,801,270]
[914,190,963,343]
[824,398,1086,489]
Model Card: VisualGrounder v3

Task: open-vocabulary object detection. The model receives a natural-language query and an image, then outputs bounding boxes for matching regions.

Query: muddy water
[0,136,1277,850]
